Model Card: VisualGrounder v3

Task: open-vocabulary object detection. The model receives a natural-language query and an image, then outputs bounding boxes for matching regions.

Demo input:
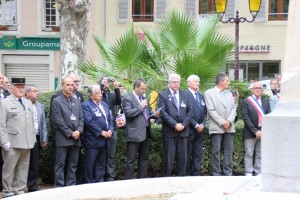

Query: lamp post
[215,0,262,80]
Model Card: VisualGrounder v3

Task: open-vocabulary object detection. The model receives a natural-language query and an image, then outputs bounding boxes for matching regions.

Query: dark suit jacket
[81,99,114,148]
[242,96,270,139]
[50,94,84,147]
[187,90,207,132]
[122,92,152,142]
[50,90,84,133]
[158,89,193,138]
[101,87,121,131]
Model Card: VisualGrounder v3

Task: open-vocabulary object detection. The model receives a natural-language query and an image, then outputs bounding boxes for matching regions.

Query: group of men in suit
[0,76,48,198]
[0,70,279,197]
[50,73,122,186]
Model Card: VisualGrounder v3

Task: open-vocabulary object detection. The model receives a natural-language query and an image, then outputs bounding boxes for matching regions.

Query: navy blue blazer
[81,99,114,148]
[158,89,192,138]
[187,90,207,132]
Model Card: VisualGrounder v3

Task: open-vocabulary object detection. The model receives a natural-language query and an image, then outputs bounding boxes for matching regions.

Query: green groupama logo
[4,36,15,48]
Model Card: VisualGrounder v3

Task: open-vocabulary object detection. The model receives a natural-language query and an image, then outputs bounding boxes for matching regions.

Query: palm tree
[78,10,234,92]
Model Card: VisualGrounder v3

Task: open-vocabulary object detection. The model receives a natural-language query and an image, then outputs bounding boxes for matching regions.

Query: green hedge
[38,92,246,184]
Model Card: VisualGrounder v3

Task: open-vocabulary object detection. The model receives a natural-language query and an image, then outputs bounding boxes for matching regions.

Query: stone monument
[261,0,300,193]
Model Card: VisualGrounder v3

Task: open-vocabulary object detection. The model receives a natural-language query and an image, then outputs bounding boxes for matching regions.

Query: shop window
[262,62,280,80]
[0,0,17,31]
[132,0,154,22]
[42,0,60,32]
[269,0,289,21]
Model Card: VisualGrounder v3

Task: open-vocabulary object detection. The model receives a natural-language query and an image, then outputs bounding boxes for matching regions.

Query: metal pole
[234,11,240,81]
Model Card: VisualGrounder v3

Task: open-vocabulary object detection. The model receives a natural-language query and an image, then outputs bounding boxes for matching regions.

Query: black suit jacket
[101,87,121,131]
[50,94,84,147]
[242,96,270,139]
[158,89,192,138]
[187,90,207,132]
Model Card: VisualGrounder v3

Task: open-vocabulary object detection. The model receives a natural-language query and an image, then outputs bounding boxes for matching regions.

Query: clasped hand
[175,123,184,132]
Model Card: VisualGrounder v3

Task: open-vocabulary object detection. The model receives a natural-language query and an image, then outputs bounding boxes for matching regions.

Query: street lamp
[215,0,262,80]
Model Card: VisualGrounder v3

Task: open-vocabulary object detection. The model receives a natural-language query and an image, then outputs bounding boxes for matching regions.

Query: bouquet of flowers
[116,113,126,129]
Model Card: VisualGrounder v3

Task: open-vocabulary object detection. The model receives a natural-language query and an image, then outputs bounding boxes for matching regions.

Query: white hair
[168,74,181,83]
[187,74,200,84]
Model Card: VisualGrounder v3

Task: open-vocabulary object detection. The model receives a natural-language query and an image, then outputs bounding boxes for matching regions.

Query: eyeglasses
[252,87,263,90]
[170,81,180,84]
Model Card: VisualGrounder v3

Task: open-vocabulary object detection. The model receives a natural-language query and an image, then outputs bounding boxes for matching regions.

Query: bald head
[67,73,80,91]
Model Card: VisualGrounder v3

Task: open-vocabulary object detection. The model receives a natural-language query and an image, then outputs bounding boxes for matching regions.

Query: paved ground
[0,184,53,199]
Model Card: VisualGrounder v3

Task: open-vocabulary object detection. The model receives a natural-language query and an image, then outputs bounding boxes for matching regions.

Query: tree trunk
[57,0,91,84]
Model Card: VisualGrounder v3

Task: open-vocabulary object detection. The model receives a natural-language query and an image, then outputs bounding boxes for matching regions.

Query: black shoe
[28,188,40,192]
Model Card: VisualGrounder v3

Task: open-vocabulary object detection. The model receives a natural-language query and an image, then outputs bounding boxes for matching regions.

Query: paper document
[148,106,164,119]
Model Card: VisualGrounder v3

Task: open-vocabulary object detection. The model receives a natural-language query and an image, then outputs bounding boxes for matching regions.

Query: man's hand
[107,130,113,138]
[101,130,112,138]
[153,110,160,118]
[140,99,148,108]
[101,131,108,138]
[255,130,262,139]
[2,142,10,151]
[195,124,204,133]
[222,120,231,130]
[175,123,184,132]
[72,131,80,140]
[113,80,119,89]
[42,142,48,148]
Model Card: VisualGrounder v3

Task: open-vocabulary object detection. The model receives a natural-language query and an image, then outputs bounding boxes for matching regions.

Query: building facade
[0,0,288,90]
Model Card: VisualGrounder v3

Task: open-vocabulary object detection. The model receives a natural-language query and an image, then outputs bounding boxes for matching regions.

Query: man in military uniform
[0,78,36,198]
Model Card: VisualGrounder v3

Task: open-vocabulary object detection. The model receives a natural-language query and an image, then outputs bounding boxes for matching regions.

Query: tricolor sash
[247,96,265,126]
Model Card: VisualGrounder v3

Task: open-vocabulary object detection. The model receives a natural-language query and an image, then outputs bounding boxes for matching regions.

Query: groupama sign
[0,36,60,50]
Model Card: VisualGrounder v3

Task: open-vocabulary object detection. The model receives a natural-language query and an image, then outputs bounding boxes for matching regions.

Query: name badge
[70,114,76,121]
[180,101,186,108]
[95,111,102,117]
[201,100,205,106]
[34,120,39,130]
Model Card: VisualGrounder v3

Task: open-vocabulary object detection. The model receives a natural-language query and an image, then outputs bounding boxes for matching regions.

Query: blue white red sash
[247,96,265,126]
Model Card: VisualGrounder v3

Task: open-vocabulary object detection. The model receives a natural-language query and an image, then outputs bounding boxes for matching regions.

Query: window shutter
[155,0,167,22]
[255,0,267,22]
[185,0,197,19]
[118,0,130,23]
[224,0,235,20]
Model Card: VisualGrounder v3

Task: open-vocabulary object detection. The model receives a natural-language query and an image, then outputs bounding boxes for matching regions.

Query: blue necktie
[173,92,178,109]
[195,92,200,104]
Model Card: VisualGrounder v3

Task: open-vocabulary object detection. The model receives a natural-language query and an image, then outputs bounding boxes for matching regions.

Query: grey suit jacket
[51,94,84,147]
[204,87,236,134]
[35,101,48,144]
[122,92,152,142]
[0,95,36,149]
